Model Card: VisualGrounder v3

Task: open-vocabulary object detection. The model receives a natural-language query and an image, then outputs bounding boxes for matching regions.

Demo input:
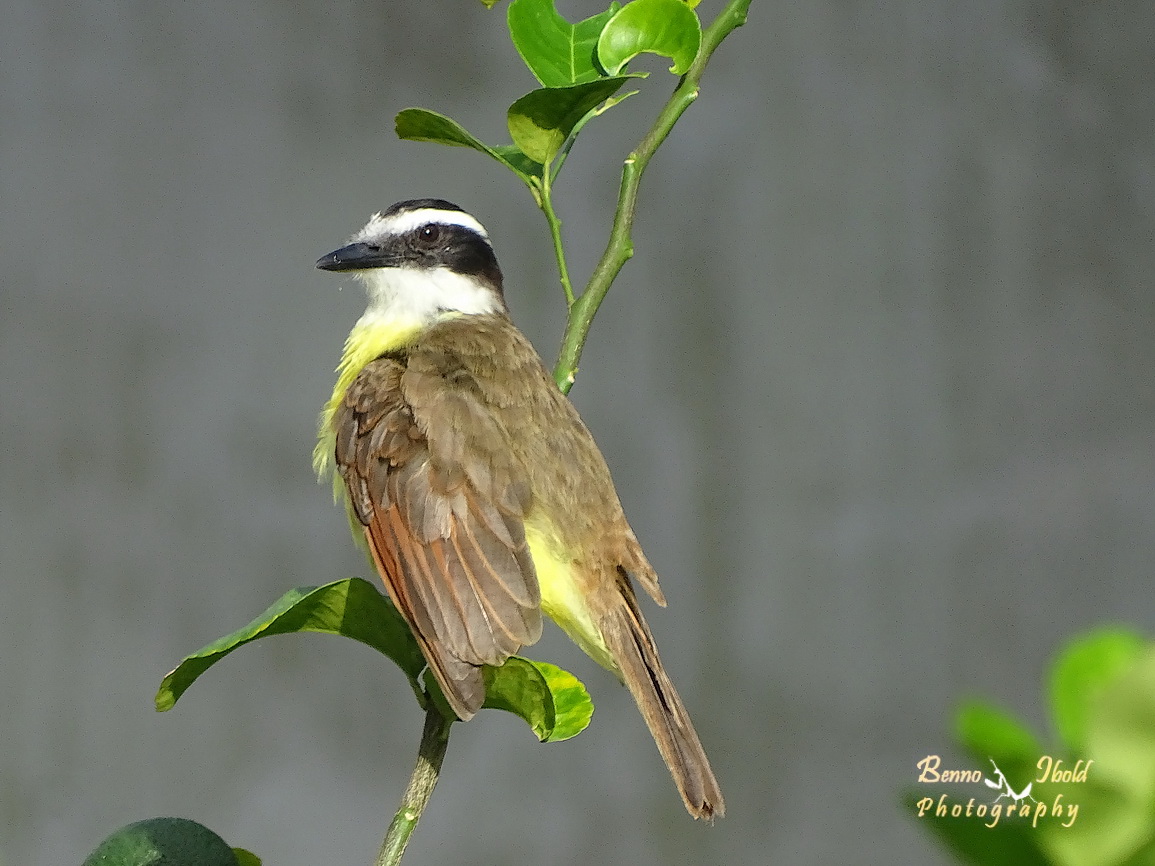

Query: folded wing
[333,356,541,719]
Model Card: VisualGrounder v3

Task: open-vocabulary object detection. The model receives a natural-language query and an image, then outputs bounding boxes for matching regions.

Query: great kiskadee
[314,199,723,819]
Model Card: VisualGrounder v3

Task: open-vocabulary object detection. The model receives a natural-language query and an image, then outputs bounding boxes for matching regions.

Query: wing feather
[333,355,541,719]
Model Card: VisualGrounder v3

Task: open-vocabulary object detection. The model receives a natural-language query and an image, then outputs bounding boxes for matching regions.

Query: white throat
[356,265,502,329]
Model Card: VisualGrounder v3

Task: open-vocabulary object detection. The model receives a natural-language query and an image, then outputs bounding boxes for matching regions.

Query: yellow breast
[314,316,424,494]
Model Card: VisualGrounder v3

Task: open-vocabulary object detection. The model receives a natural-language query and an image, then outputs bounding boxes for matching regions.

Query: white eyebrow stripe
[357,208,489,242]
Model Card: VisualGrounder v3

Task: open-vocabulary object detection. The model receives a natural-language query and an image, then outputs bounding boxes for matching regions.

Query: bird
[313,198,724,819]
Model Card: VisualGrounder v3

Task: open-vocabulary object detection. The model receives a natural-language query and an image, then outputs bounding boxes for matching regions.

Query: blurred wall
[2,1,1154,864]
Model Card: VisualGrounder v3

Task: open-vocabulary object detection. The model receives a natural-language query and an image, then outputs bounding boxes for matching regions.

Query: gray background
[3,1,1153,864]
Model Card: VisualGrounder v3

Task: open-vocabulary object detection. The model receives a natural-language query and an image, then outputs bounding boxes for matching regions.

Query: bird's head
[316,199,506,326]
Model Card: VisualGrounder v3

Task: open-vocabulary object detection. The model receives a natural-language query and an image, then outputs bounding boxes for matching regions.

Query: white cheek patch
[356,208,489,242]
[358,265,501,325]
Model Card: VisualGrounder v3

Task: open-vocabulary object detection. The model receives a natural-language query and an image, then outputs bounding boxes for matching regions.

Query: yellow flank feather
[314,316,424,496]
[525,516,617,675]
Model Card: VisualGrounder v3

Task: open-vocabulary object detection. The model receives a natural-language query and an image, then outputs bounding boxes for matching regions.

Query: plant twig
[539,168,576,306]
[374,703,454,866]
[551,0,753,392]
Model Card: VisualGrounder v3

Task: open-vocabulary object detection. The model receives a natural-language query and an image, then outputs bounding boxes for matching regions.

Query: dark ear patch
[439,225,503,291]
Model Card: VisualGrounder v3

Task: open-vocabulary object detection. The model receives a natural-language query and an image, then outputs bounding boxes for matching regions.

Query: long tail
[601,572,725,820]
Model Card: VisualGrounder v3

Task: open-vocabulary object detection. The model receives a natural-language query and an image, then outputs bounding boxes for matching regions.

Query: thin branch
[539,169,576,306]
[374,703,454,866]
[551,0,753,392]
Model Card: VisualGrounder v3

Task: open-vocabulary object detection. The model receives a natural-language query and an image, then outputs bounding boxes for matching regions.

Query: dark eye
[418,224,441,243]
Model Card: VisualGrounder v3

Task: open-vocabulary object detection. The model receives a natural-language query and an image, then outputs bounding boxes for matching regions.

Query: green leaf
[394,107,494,152]
[507,0,620,86]
[491,144,545,182]
[395,108,542,184]
[478,0,503,8]
[155,578,426,711]
[158,575,593,742]
[481,657,593,742]
[597,0,701,77]
[904,792,1051,866]
[1050,627,1145,753]
[231,849,262,866]
[158,576,593,741]
[507,78,631,163]
[1118,839,1155,866]
[82,818,240,866]
[595,90,639,115]
[1034,778,1155,866]
[955,698,1043,800]
[955,698,1042,785]
[1084,648,1155,802]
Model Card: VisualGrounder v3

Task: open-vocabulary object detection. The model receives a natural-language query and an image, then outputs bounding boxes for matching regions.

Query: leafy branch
[554,0,752,390]
[155,579,593,866]
[396,0,752,390]
[150,1,751,863]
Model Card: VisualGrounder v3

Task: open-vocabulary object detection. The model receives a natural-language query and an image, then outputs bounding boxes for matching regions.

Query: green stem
[374,703,454,866]
[539,169,576,306]
[551,0,753,392]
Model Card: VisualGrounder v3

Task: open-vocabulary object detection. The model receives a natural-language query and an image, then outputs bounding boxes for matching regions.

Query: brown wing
[333,356,542,720]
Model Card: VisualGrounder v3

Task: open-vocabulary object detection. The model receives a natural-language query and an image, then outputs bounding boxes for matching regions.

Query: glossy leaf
[507,0,620,86]
[394,107,492,152]
[596,90,639,115]
[507,78,631,163]
[1050,627,1145,754]
[82,818,241,866]
[156,578,426,711]
[232,849,262,866]
[491,144,545,182]
[394,108,541,183]
[157,577,593,743]
[597,0,701,76]
[482,657,593,742]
